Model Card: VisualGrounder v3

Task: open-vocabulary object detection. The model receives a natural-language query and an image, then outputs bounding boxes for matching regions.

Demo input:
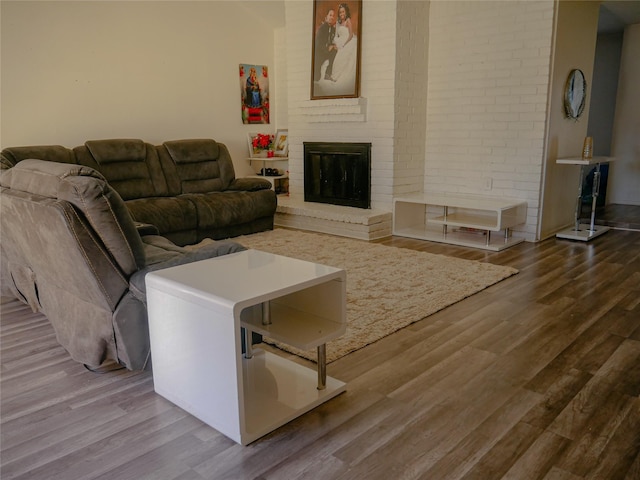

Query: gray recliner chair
[0,160,245,370]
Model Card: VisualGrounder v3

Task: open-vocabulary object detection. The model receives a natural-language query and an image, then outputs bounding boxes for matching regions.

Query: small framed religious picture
[310,0,362,100]
[274,130,289,157]
[240,64,270,124]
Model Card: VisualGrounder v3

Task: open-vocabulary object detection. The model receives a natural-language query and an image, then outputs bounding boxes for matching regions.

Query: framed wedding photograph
[274,130,289,156]
[310,0,362,100]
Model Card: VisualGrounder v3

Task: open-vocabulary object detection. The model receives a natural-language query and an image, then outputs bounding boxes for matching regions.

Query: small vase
[582,136,593,160]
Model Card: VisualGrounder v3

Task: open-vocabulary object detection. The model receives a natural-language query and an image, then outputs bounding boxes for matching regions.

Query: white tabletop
[394,192,525,210]
[556,156,614,165]
[145,249,343,307]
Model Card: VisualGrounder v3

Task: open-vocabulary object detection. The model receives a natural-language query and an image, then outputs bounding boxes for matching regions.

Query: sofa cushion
[160,139,236,193]
[1,159,146,274]
[74,139,169,200]
[182,190,277,230]
[125,196,198,239]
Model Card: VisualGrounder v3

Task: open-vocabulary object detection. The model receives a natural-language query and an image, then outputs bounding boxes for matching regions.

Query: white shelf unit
[248,157,289,195]
[393,193,527,251]
[146,250,346,446]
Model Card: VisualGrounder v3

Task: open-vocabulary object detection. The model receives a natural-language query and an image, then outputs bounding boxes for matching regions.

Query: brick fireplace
[276,135,391,240]
[272,2,429,240]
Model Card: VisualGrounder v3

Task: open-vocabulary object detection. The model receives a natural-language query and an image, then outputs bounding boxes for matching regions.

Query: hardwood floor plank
[512,290,632,393]
[471,297,574,356]
[542,466,584,480]
[500,430,571,480]
[604,304,640,337]
[593,338,640,397]
[554,393,635,477]
[417,387,542,479]
[525,319,618,394]
[521,369,593,430]
[546,376,632,441]
[623,448,640,480]
[573,333,625,375]
[1,403,126,463]
[584,400,640,480]
[2,230,639,479]
[264,454,347,480]
[92,433,208,480]
[7,407,201,480]
[460,422,544,480]
[288,396,401,470]
[191,385,387,480]
[335,373,523,478]
[388,346,497,411]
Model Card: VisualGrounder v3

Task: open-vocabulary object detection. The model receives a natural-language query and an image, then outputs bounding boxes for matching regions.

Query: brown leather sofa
[1,138,277,246]
[0,138,277,370]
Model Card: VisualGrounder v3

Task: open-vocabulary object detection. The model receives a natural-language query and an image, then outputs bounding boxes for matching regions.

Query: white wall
[0,1,281,176]
[608,23,640,206]
[393,0,429,198]
[588,32,623,157]
[425,0,555,240]
[539,0,600,239]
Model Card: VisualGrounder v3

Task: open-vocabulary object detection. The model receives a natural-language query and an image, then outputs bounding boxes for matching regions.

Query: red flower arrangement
[252,133,273,151]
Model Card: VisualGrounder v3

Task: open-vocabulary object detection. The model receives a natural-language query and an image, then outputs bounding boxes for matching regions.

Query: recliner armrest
[134,222,159,236]
[128,240,246,303]
[227,177,273,192]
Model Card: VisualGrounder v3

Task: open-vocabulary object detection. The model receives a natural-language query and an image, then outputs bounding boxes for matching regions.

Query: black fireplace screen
[304,142,371,209]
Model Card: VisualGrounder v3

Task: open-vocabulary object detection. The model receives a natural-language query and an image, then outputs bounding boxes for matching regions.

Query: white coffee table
[145,249,347,445]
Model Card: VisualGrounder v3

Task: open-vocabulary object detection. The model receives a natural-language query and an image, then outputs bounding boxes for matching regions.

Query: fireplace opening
[304,142,371,209]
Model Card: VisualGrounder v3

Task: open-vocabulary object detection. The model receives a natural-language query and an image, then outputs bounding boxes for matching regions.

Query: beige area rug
[232,229,518,363]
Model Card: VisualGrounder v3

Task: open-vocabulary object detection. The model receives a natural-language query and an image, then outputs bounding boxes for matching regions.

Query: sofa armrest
[134,221,160,236]
[128,240,246,303]
[227,177,273,192]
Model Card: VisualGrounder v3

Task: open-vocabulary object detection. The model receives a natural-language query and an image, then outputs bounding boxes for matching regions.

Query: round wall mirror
[564,69,586,119]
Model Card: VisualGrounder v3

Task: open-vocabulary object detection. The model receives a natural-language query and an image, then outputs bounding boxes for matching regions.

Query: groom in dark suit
[313,8,337,82]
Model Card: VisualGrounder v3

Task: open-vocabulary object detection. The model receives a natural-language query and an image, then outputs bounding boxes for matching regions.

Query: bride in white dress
[330,3,357,85]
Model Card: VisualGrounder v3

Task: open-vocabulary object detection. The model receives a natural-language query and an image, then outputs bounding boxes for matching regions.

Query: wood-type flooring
[1,229,639,479]
[582,203,640,231]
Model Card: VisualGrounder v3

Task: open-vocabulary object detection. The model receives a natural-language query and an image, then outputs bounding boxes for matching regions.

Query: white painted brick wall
[425,0,554,239]
[393,0,429,198]
[285,0,398,209]
[284,0,554,240]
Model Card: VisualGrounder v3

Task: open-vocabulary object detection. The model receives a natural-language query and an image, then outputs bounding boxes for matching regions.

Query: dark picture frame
[310,0,362,100]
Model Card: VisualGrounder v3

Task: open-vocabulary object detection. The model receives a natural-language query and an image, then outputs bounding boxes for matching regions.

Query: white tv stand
[393,193,527,251]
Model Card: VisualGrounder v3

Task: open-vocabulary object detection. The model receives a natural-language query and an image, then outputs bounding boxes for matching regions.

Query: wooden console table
[393,193,527,251]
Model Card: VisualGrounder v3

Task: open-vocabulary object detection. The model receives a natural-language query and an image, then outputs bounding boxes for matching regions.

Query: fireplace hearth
[303,142,371,209]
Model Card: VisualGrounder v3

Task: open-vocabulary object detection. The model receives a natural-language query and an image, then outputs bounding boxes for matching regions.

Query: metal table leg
[317,344,326,390]
[588,164,601,233]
